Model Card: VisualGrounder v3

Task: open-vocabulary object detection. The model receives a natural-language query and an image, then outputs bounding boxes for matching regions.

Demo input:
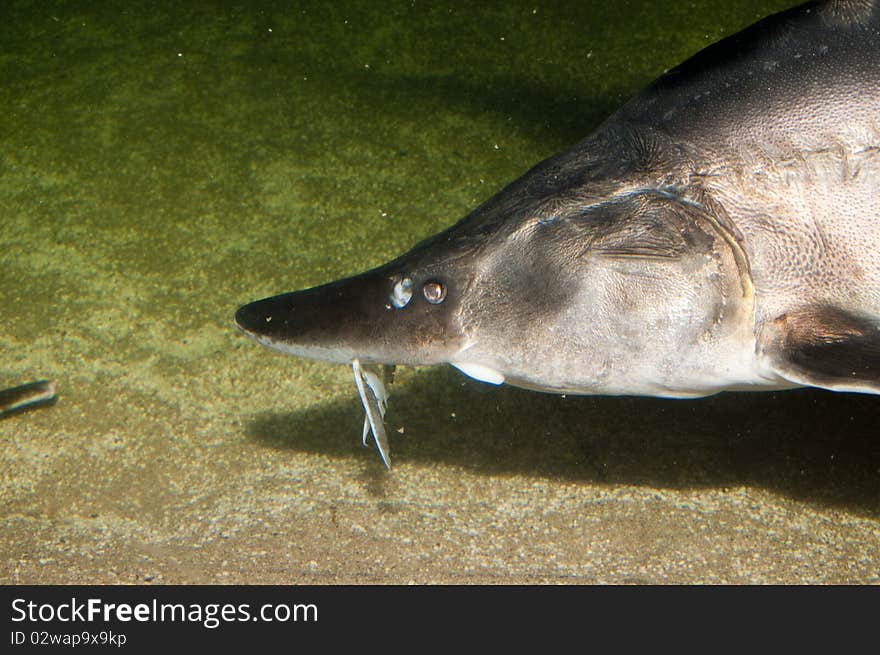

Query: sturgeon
[236,0,880,467]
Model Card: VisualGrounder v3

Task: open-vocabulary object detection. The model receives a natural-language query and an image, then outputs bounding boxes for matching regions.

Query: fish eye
[422,279,446,304]
[390,276,413,308]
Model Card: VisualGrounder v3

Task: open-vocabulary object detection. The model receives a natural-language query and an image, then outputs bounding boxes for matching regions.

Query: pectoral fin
[352,359,392,468]
[760,306,880,394]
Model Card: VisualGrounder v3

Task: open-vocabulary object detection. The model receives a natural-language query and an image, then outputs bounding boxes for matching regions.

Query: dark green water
[2,1,878,584]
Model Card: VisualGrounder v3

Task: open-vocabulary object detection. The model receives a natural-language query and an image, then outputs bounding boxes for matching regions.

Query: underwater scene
[2,0,878,583]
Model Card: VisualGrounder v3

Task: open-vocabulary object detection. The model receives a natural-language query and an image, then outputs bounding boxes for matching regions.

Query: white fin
[451,362,505,385]
[362,416,370,446]
[361,366,389,412]
[360,365,388,446]
[352,359,392,468]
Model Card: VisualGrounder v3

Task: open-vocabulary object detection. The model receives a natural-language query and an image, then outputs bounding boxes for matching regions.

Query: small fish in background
[0,380,57,418]
[236,0,880,467]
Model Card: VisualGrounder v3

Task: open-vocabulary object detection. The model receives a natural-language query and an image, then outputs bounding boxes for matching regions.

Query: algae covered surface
[1,0,878,584]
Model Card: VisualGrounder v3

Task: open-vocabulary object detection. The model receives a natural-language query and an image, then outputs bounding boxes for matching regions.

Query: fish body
[236,1,880,466]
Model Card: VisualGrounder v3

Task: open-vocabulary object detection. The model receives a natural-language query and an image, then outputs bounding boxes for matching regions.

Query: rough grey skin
[236,0,880,463]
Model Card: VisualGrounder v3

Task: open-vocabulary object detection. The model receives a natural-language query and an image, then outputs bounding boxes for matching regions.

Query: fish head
[235,146,761,469]
[234,230,477,368]
[236,138,756,397]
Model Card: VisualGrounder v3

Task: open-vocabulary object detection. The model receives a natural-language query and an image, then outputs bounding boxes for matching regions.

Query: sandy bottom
[2,0,877,584]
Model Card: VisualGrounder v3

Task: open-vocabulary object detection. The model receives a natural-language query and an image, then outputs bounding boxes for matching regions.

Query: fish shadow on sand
[247,367,879,518]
